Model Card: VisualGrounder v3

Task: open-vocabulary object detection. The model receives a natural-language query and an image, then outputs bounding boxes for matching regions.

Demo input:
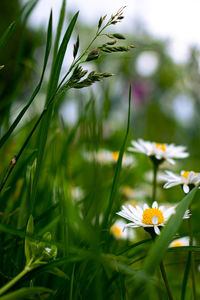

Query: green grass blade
[30,12,79,209]
[0,22,16,54]
[21,0,39,24]
[47,11,79,99]
[0,11,52,149]
[181,252,191,300]
[53,0,66,58]
[102,86,132,229]
[0,287,52,300]
[144,187,198,275]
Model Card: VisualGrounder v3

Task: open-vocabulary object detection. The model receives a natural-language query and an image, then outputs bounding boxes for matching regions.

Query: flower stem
[0,265,31,296]
[188,216,197,300]
[160,261,174,300]
[152,162,158,203]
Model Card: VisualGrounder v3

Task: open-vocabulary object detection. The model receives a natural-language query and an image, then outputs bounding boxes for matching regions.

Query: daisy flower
[128,139,189,165]
[169,237,190,248]
[162,170,200,194]
[110,219,135,240]
[117,201,190,235]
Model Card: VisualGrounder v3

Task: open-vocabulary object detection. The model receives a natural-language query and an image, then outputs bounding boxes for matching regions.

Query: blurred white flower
[120,185,150,200]
[110,219,135,241]
[162,170,200,194]
[169,237,190,248]
[128,139,189,165]
[117,201,189,235]
[71,186,84,202]
[83,149,136,167]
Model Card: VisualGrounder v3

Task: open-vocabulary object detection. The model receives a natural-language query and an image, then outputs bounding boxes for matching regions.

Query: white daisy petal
[129,139,189,165]
[154,226,160,235]
[152,201,158,208]
[135,205,144,218]
[183,184,190,194]
[184,210,191,219]
[143,204,149,210]
[166,158,175,165]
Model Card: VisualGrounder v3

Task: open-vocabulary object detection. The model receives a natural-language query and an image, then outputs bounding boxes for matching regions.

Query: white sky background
[23,0,200,63]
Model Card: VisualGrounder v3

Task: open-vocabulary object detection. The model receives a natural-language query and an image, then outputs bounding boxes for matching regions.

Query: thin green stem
[160,261,174,300]
[188,216,197,300]
[152,162,158,203]
[0,264,31,296]
[181,209,197,300]
[181,251,191,300]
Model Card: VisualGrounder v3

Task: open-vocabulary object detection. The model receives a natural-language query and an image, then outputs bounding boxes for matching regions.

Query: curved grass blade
[21,0,39,24]
[0,11,53,149]
[0,287,52,300]
[102,85,132,229]
[0,23,16,54]
[144,186,198,275]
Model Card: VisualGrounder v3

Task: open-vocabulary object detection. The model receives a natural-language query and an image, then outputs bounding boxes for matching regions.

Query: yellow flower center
[182,171,197,180]
[112,152,119,162]
[155,143,166,152]
[110,225,122,238]
[171,241,183,247]
[142,208,164,225]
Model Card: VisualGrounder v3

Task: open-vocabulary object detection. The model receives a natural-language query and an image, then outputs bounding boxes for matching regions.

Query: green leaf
[49,11,79,97]
[0,287,52,300]
[0,65,4,70]
[144,187,198,275]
